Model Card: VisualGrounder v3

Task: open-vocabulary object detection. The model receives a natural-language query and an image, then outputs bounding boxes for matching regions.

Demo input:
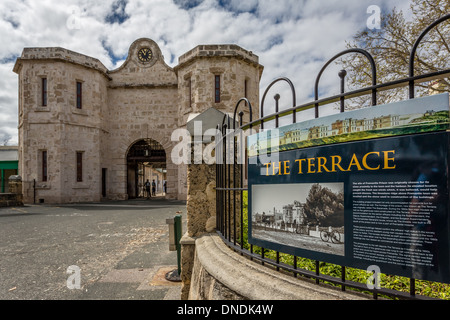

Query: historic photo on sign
[251,182,345,256]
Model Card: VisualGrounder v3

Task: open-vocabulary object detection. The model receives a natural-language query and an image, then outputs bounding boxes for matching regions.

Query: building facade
[13,39,263,203]
[0,146,18,193]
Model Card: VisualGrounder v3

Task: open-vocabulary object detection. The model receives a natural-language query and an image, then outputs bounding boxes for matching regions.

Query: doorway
[126,139,166,199]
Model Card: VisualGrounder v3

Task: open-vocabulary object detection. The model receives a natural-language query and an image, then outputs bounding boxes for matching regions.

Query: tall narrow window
[102,168,107,198]
[244,79,248,106]
[42,78,47,106]
[42,150,47,182]
[214,75,221,103]
[76,152,83,182]
[189,78,192,108]
[76,81,82,109]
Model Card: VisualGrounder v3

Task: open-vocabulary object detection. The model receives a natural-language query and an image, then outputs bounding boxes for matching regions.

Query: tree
[2,134,11,146]
[339,0,449,108]
[303,184,344,227]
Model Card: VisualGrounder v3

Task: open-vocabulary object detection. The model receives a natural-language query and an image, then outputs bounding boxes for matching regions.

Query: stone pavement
[0,198,186,300]
[79,231,183,300]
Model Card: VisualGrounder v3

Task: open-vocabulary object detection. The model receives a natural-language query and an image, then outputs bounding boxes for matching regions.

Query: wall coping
[13,47,111,80]
[174,44,264,74]
[193,233,370,300]
[180,232,196,245]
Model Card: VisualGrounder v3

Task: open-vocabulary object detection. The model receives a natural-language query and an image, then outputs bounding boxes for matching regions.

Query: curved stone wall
[187,233,369,300]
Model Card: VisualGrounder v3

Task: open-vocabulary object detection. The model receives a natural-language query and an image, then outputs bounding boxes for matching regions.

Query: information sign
[248,93,450,283]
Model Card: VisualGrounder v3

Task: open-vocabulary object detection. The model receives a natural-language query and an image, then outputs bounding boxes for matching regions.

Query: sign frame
[247,93,450,283]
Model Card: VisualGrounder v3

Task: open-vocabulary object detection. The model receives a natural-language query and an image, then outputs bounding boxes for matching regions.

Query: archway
[126,138,167,199]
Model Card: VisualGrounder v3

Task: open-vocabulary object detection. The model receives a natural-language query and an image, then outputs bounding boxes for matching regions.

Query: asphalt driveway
[0,198,186,300]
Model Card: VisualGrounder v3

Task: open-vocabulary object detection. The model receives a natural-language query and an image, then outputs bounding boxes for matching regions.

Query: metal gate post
[174,214,182,275]
[165,214,182,281]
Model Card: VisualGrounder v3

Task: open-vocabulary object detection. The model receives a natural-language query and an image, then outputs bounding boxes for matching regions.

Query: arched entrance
[126,138,166,199]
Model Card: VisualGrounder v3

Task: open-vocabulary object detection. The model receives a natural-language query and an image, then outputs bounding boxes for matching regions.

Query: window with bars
[42,150,47,182]
[76,81,82,109]
[76,152,83,182]
[244,78,248,106]
[215,75,220,103]
[189,78,192,108]
[42,78,47,107]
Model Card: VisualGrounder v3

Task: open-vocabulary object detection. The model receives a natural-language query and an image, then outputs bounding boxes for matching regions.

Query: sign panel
[248,93,450,283]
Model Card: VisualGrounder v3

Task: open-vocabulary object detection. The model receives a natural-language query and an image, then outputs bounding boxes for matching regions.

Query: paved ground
[0,198,186,300]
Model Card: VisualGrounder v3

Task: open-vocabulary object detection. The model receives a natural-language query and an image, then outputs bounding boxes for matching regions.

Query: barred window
[76,82,82,109]
[42,78,47,106]
[215,75,220,103]
[76,152,83,182]
[42,150,47,181]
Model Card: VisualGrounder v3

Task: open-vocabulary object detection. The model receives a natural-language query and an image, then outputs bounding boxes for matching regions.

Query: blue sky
[0,0,412,145]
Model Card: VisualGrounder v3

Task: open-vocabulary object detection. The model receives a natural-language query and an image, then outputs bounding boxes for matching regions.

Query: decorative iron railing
[215,14,450,300]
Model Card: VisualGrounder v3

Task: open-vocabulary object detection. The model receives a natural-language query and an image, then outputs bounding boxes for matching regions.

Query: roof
[13,47,110,79]
[186,108,238,141]
[0,146,18,161]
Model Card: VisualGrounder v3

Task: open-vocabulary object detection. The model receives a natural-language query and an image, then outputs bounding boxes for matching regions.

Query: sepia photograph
[251,182,345,256]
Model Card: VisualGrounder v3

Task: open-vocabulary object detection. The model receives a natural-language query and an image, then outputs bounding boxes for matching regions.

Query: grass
[238,191,450,300]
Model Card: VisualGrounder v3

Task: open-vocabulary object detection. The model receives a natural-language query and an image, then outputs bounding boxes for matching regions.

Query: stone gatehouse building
[13,38,263,203]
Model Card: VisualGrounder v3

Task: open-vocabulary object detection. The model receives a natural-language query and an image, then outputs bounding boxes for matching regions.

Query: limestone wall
[105,86,180,200]
[14,39,262,204]
[179,44,263,299]
[175,45,263,128]
[16,58,109,203]
[14,39,185,203]
[109,38,177,87]
[15,47,109,76]
[0,193,22,207]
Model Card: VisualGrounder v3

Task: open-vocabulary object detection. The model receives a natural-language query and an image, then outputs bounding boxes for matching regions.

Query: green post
[165,214,182,282]
[174,214,182,275]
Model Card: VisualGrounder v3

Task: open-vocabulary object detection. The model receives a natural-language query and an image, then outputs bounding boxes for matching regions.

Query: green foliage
[303,183,344,227]
[339,0,450,108]
[239,191,450,300]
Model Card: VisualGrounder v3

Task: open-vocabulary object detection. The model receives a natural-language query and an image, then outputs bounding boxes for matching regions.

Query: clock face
[138,47,152,62]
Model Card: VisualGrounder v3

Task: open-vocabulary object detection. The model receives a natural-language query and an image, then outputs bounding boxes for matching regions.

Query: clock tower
[119,38,163,69]
[137,47,153,63]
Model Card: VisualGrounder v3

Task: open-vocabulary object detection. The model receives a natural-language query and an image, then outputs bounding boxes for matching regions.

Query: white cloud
[0,62,19,145]
[0,0,413,145]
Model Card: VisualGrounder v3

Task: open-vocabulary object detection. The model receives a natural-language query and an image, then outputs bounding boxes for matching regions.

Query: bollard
[165,214,182,282]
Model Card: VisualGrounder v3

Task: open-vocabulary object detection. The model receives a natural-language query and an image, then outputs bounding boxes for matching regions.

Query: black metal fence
[215,14,450,300]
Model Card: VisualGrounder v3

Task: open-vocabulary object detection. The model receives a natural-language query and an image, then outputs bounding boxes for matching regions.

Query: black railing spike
[260,77,296,129]
[314,48,377,118]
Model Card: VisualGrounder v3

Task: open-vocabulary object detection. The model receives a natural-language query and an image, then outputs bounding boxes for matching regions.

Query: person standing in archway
[152,179,156,196]
[145,179,151,199]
